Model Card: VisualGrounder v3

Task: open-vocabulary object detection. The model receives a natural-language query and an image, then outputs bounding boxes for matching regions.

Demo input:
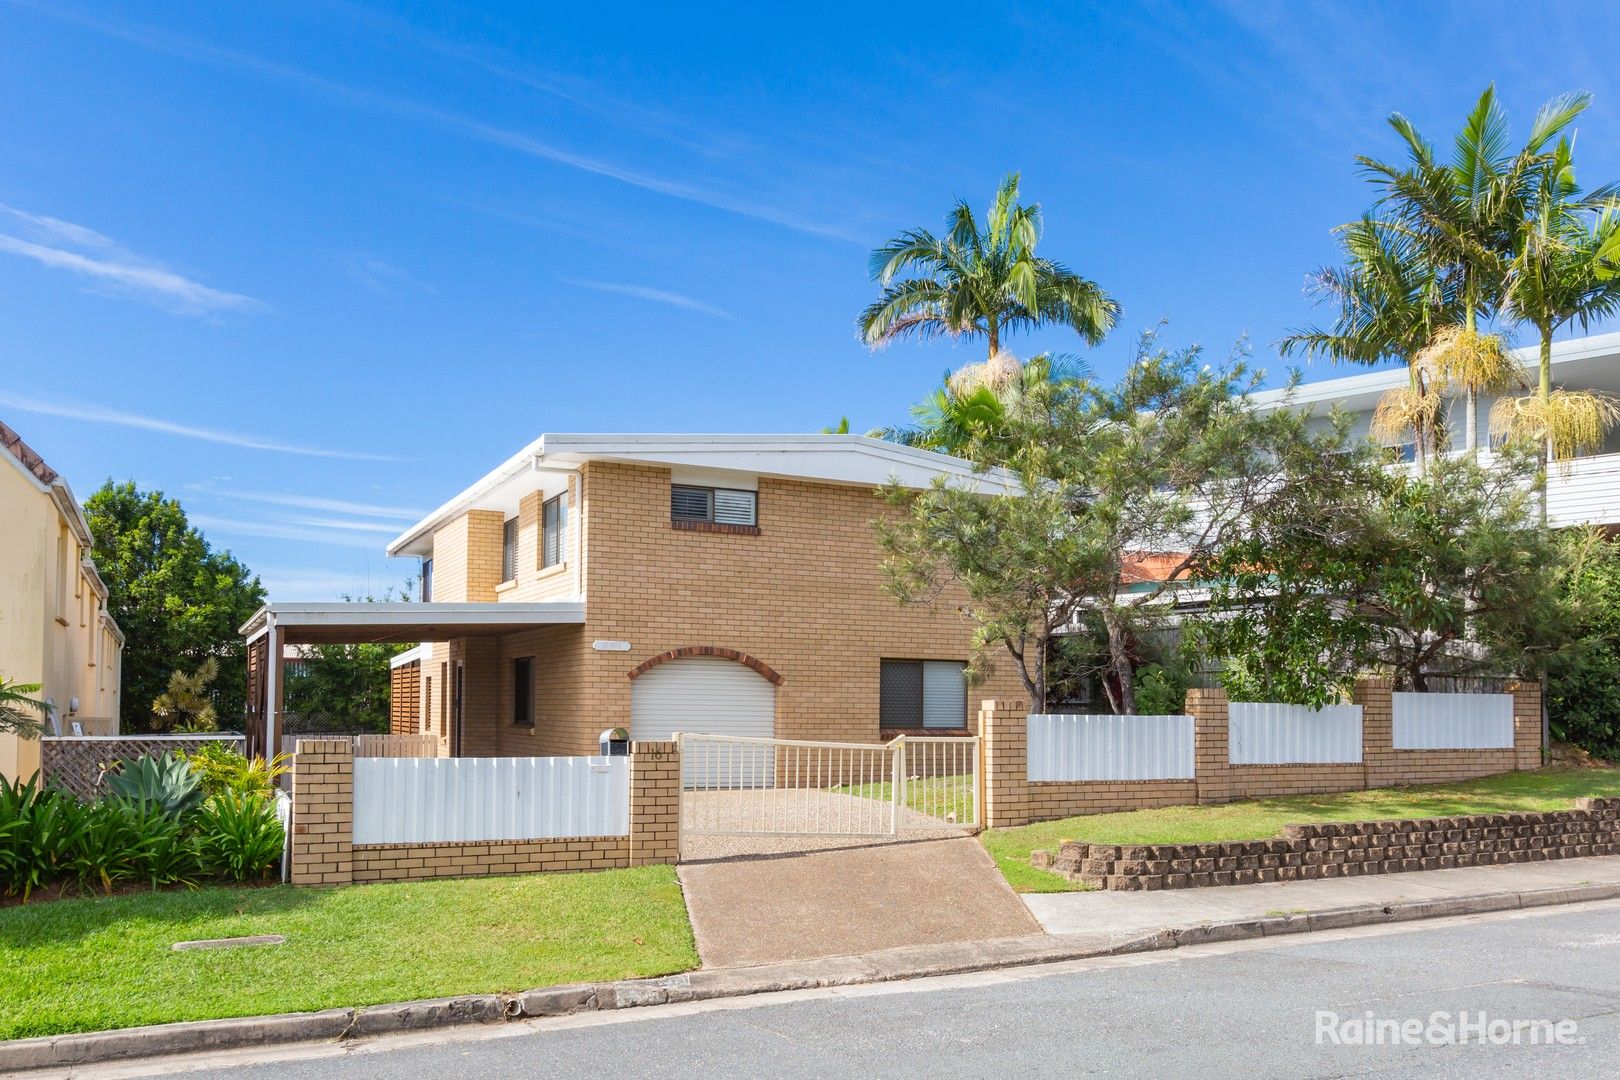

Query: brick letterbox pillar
[1186,687,1233,805]
[628,740,680,866]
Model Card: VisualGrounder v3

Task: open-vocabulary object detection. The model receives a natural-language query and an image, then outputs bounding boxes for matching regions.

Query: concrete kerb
[7,880,1619,1074]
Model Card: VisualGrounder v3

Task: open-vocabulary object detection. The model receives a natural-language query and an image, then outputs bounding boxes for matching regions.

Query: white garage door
[631,657,776,787]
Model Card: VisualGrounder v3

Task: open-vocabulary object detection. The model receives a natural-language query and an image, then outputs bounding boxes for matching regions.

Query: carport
[238,601,585,757]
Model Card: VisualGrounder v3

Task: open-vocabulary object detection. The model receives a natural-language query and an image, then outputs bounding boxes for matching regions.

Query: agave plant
[104,753,203,818]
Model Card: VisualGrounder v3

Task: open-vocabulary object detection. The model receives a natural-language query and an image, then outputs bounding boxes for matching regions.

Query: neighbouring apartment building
[0,419,124,779]
[240,435,1026,757]
[1256,329,1620,529]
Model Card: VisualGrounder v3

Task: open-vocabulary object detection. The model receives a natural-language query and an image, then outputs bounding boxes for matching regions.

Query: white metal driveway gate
[677,732,979,840]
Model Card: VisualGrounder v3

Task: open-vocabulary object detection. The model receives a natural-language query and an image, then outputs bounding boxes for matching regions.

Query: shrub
[183,744,288,800]
[195,792,284,882]
[0,778,90,901]
[105,753,203,817]
[1548,529,1620,760]
[69,799,152,894]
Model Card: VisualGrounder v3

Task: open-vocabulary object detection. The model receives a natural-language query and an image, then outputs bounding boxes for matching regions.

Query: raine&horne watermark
[1316,1010,1583,1047]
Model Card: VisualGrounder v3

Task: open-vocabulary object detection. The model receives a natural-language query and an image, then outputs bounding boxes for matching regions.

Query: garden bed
[0,866,696,1040]
[982,767,1620,893]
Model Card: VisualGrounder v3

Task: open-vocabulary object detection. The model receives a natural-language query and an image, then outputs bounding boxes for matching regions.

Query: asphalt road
[126,902,1620,1079]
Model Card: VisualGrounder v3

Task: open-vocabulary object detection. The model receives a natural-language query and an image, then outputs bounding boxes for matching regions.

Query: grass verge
[0,866,696,1041]
[983,767,1620,893]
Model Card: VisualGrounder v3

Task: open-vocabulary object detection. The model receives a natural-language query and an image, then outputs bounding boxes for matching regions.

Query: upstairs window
[671,484,757,527]
[501,518,518,583]
[880,660,967,729]
[420,558,434,602]
[542,494,566,567]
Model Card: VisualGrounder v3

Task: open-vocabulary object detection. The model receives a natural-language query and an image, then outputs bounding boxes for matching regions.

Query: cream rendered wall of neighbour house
[392,437,1026,757]
[0,421,124,780]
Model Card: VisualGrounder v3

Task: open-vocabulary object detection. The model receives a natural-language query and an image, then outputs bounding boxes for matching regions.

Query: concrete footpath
[7,857,1620,1075]
[1024,852,1620,935]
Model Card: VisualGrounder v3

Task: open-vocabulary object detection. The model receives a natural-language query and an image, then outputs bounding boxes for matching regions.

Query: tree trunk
[1539,331,1553,525]
[1102,608,1136,715]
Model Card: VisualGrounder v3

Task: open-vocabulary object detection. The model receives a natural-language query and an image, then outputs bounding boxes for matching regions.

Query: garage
[630,656,776,786]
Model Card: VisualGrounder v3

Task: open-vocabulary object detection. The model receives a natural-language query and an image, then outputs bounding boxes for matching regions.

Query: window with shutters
[501,518,518,582]
[879,659,967,729]
[512,657,534,726]
[542,494,566,567]
[671,484,757,530]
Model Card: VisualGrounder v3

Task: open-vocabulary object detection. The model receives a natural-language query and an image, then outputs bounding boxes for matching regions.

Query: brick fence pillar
[1187,687,1233,805]
[1353,677,1394,789]
[629,740,680,865]
[979,699,1030,829]
[290,738,353,886]
[1509,680,1544,771]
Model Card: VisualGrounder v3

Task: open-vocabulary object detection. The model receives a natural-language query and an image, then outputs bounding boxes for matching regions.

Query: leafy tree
[84,482,265,733]
[151,658,220,733]
[1546,528,1620,760]
[1195,450,1572,694]
[0,676,47,739]
[282,585,413,733]
[859,173,1119,366]
[878,333,1330,713]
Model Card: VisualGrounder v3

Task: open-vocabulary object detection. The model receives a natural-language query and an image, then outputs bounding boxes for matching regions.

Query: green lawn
[984,768,1620,893]
[0,866,697,1041]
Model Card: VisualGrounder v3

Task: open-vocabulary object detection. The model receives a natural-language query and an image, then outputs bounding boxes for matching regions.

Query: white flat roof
[1251,330,1620,413]
[239,601,585,644]
[387,433,1017,557]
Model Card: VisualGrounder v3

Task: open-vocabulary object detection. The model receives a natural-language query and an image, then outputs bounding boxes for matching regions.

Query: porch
[239,601,586,759]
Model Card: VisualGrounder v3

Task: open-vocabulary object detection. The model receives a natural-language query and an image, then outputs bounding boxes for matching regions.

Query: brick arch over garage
[626,646,784,686]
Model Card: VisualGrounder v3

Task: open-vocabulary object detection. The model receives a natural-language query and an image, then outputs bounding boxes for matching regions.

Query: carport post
[263,614,280,762]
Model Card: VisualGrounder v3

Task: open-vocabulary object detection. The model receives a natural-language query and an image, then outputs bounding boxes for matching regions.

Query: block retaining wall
[1051,797,1618,890]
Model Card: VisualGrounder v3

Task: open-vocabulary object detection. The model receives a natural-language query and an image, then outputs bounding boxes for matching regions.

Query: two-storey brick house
[240,435,1024,757]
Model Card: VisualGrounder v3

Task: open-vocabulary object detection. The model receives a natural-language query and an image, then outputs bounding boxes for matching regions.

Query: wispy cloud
[189,514,387,550]
[0,203,266,316]
[0,393,401,461]
[285,516,402,534]
[340,252,431,297]
[562,278,736,321]
[205,490,427,521]
[21,3,857,242]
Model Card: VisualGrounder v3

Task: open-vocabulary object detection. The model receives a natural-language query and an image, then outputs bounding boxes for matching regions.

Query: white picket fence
[1392,692,1515,750]
[1027,713,1194,782]
[351,756,628,845]
[1227,703,1363,764]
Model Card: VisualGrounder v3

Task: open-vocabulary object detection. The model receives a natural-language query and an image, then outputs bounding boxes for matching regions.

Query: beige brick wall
[353,837,629,881]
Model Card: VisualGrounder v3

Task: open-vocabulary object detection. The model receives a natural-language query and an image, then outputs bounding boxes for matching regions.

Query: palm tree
[858,173,1120,371]
[1360,86,1589,455]
[0,676,47,739]
[1497,144,1620,513]
[1280,217,1457,469]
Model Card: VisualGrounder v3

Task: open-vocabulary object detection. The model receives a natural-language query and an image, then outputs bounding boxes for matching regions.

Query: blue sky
[3,1,1618,599]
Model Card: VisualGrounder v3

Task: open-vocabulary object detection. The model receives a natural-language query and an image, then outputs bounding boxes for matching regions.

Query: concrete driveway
[677,833,1040,968]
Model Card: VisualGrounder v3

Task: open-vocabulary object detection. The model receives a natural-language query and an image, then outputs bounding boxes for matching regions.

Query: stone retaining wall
[1051,797,1618,890]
